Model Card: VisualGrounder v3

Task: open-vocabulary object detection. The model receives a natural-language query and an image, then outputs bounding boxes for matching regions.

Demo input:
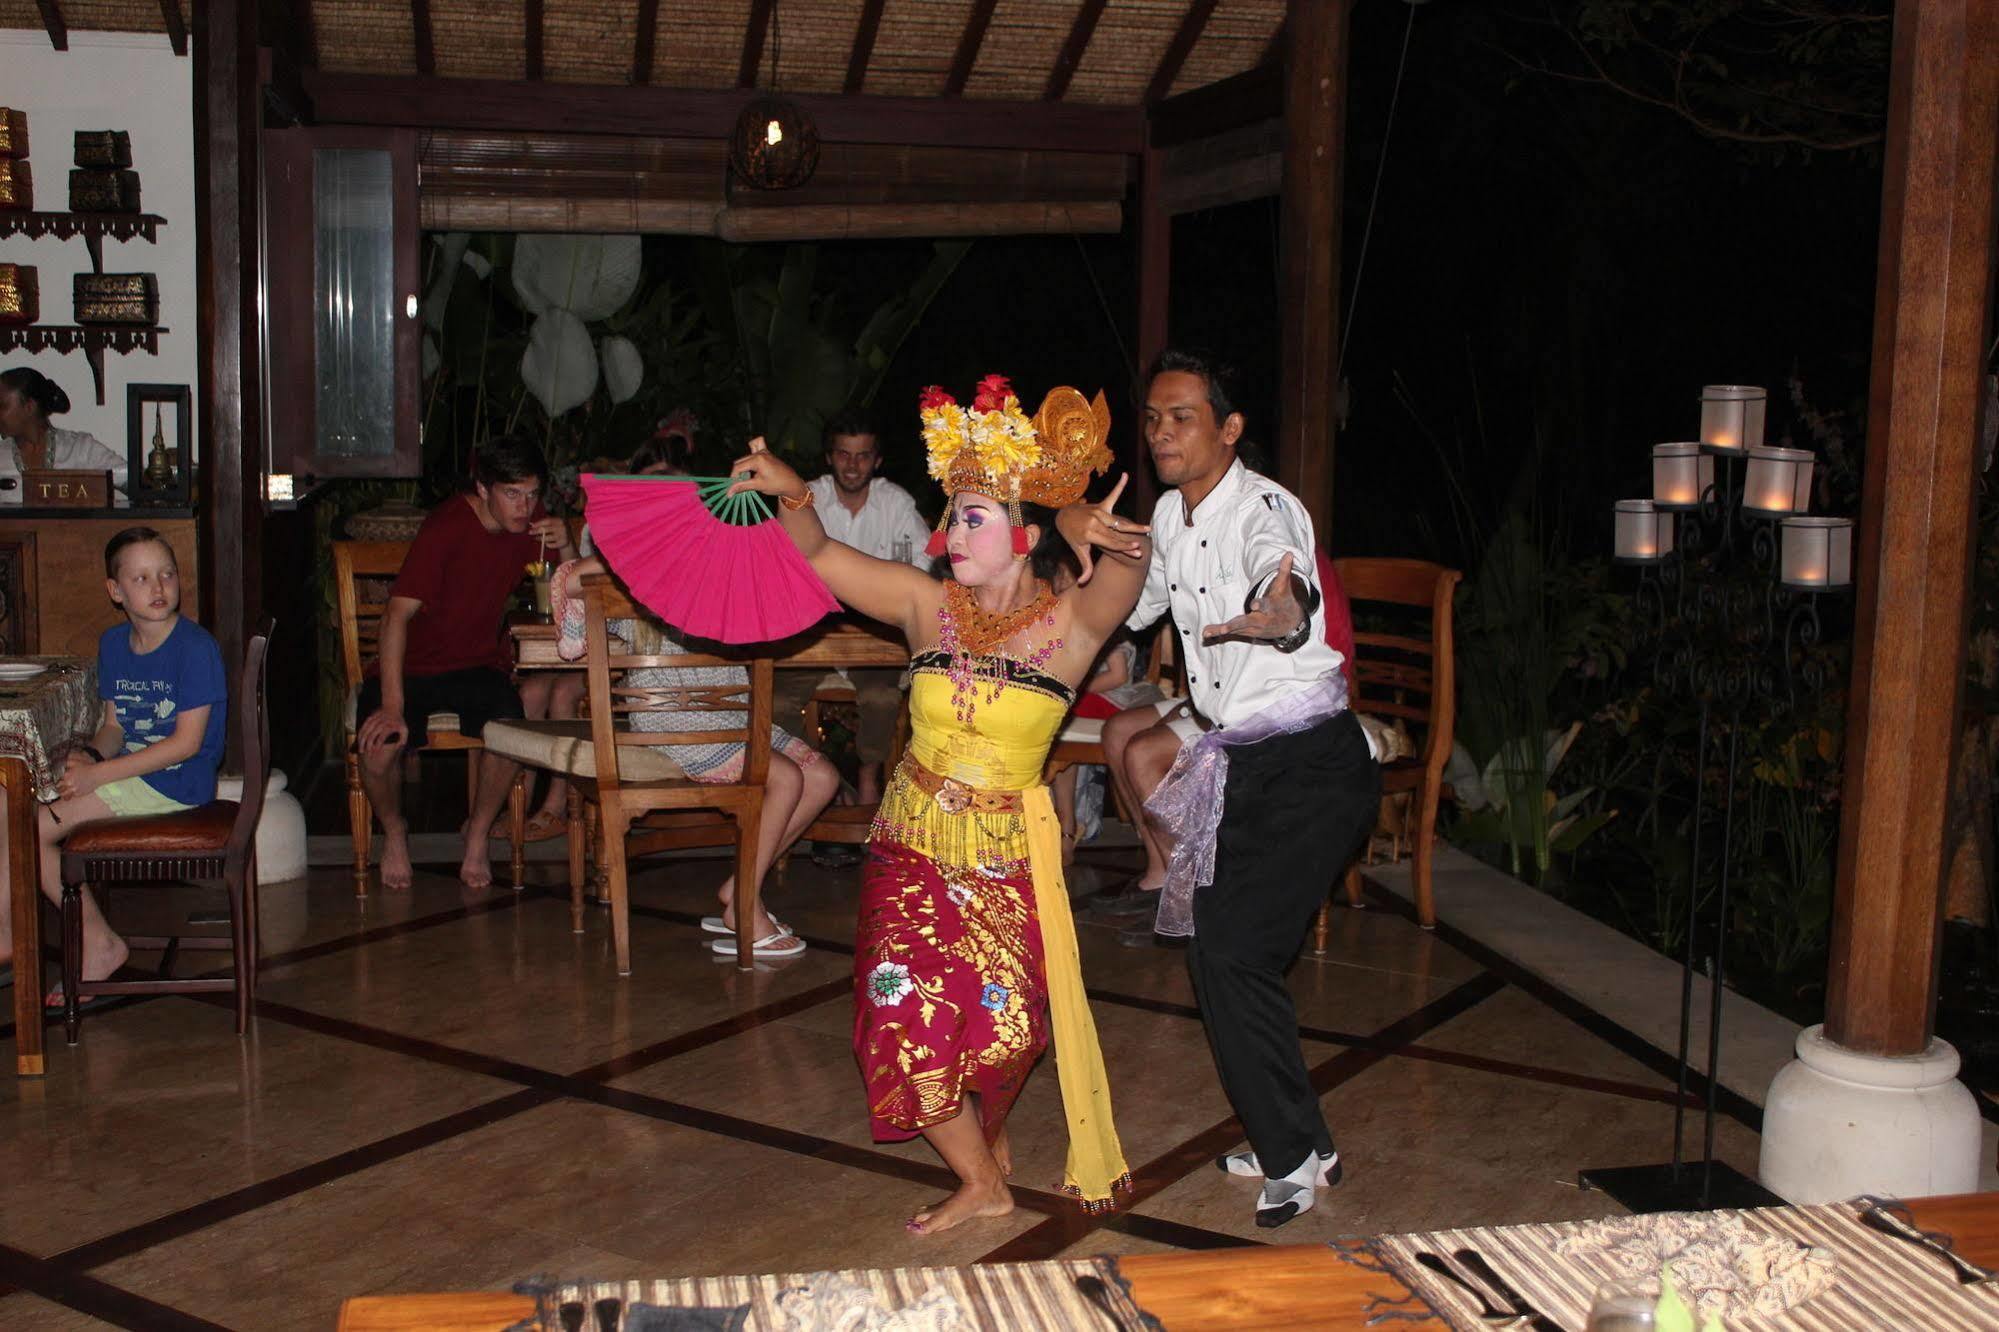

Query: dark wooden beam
[290,0,316,69]
[1146,0,1217,104]
[844,0,884,95]
[738,0,773,89]
[943,0,999,98]
[1148,62,1280,147]
[1045,0,1107,100]
[192,0,264,759]
[632,0,659,85]
[1275,0,1349,538]
[524,0,544,81]
[412,0,435,76]
[160,0,188,56]
[302,72,1147,154]
[1826,0,1999,1057]
[1262,18,1288,67]
[33,0,67,51]
[1133,141,1169,520]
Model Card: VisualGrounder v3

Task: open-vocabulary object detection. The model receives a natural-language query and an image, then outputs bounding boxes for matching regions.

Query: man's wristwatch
[1271,614,1313,654]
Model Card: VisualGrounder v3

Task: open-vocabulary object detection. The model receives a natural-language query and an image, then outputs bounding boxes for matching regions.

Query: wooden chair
[482,574,771,975]
[1314,557,1461,938]
[332,541,525,896]
[58,617,275,1042]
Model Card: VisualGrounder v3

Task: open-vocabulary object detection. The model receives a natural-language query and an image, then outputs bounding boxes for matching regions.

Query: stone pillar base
[215,767,308,884]
[1758,1024,1982,1202]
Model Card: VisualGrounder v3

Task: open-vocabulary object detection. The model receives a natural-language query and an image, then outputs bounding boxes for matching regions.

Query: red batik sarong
[853,837,1050,1143]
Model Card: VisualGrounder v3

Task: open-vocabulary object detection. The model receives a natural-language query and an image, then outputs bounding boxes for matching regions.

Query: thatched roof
[1,0,1285,105]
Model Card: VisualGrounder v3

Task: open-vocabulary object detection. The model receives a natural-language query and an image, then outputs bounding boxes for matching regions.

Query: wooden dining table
[334,1192,1999,1330]
[2,656,102,1076]
[509,613,909,672]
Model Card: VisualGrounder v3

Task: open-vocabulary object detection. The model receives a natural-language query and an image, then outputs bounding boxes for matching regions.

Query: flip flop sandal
[701,912,787,936]
[43,985,107,1012]
[486,811,568,843]
[708,928,806,958]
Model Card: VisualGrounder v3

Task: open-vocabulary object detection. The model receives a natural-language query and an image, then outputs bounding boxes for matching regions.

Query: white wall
[0,30,197,458]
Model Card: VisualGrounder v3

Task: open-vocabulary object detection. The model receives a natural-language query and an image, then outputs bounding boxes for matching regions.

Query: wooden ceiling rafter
[943,0,1000,99]
[158,0,186,54]
[290,0,317,73]
[1147,0,1219,105]
[845,0,885,96]
[33,0,67,51]
[411,0,436,77]
[737,0,773,90]
[1044,0,1107,101]
[524,0,544,81]
[632,0,660,85]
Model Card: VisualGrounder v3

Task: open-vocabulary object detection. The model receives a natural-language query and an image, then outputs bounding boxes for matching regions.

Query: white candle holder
[1742,446,1814,516]
[1779,517,1853,589]
[1652,442,1714,510]
[1614,499,1675,564]
[1699,385,1767,454]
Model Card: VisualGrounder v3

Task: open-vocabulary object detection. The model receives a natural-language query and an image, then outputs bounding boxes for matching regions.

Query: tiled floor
[0,838,1762,1330]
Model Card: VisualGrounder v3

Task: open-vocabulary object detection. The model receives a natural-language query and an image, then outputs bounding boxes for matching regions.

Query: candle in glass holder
[1614,499,1674,563]
[1743,446,1814,515]
[1651,442,1713,509]
[1779,516,1853,588]
[1699,385,1767,453]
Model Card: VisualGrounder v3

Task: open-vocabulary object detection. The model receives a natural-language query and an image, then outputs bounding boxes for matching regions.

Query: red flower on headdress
[972,374,1013,412]
[918,385,957,411]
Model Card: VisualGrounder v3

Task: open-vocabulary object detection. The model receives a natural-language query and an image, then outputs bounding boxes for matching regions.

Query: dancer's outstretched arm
[728,437,939,637]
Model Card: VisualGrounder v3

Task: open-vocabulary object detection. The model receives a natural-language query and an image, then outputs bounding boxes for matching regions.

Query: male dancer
[1065,350,1379,1227]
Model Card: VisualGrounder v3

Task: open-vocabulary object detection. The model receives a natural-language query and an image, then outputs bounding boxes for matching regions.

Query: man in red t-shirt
[355,435,577,890]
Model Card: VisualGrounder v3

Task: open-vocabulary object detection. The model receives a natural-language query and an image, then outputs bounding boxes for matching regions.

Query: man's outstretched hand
[1202,552,1307,645]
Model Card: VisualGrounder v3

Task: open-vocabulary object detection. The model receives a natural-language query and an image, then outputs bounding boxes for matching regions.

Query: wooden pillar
[1133,139,1170,518]
[193,0,265,734]
[1824,0,1999,1057]
[1275,0,1349,539]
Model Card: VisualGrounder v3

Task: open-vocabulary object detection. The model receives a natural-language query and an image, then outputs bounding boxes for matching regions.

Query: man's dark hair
[1147,348,1243,427]
[823,408,881,447]
[105,526,173,578]
[471,433,549,490]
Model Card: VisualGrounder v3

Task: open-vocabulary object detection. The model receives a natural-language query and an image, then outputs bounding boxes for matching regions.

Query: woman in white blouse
[0,368,127,500]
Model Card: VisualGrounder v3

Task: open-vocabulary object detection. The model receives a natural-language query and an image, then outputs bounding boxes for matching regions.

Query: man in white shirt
[793,410,932,803]
[1068,351,1379,1229]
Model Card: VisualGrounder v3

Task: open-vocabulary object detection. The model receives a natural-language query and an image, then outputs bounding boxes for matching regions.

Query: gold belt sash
[904,758,1026,815]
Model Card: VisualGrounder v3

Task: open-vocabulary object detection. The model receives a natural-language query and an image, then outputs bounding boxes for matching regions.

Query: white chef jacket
[808,474,933,568]
[1126,460,1347,731]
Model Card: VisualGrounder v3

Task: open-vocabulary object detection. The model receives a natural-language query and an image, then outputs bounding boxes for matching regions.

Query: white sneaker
[1217,1148,1342,1188]
[1253,1150,1338,1229]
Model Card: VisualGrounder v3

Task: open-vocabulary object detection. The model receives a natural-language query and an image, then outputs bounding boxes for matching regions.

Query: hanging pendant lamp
[729,0,819,190]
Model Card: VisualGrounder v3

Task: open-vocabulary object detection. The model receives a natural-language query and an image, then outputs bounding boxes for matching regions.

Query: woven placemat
[515,1255,1157,1331]
[1377,1200,1999,1330]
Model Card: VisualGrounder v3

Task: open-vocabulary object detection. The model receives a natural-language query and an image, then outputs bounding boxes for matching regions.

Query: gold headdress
[920,375,1113,556]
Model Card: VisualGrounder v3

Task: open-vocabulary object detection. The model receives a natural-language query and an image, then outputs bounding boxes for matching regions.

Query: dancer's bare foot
[906,1176,1012,1235]
[380,828,414,892]
[990,1127,1014,1179]
[459,838,495,890]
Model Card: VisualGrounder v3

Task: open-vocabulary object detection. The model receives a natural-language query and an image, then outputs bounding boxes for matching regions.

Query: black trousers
[1188,709,1381,1182]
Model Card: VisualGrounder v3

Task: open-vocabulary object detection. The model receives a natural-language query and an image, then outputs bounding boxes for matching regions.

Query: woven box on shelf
[73,131,132,169]
[0,109,27,159]
[73,272,157,325]
[0,264,39,324]
[0,160,31,210]
[68,168,140,213]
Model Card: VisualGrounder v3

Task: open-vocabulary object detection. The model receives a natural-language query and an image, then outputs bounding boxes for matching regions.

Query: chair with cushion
[482,574,771,975]
[1313,557,1460,938]
[58,618,274,1043]
[333,540,525,896]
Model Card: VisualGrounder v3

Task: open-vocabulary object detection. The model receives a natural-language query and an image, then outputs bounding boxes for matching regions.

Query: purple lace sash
[1143,672,1351,937]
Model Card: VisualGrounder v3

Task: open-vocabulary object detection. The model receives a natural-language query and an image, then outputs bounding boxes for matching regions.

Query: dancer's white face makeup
[945,491,1025,588]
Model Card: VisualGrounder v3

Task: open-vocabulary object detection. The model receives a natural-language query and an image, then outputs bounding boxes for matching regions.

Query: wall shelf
[0,324,166,404]
[0,211,168,273]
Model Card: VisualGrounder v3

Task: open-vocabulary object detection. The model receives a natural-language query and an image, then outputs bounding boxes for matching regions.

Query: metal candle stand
[1583,435,1852,1214]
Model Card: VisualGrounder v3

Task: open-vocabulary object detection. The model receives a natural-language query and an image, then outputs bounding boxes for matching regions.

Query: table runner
[1376,1199,1999,1330]
[0,658,98,801]
[514,1256,1155,1331]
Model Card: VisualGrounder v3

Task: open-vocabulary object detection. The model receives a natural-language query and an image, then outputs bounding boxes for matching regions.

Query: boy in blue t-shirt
[2,527,228,1003]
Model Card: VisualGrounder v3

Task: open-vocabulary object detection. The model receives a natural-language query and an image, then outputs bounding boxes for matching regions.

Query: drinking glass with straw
[528,533,553,617]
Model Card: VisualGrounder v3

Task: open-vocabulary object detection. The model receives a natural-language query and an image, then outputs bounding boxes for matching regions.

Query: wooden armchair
[58,618,274,1042]
[481,574,771,975]
[1315,557,1460,936]
[332,541,525,896]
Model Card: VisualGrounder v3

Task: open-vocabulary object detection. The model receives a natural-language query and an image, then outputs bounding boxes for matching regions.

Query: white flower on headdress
[969,395,1040,478]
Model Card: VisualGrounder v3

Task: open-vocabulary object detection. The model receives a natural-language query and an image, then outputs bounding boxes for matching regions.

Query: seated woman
[1052,630,1164,864]
[0,368,128,500]
[552,446,838,959]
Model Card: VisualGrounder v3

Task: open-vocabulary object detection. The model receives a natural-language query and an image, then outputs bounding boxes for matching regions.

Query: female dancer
[729,378,1149,1234]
